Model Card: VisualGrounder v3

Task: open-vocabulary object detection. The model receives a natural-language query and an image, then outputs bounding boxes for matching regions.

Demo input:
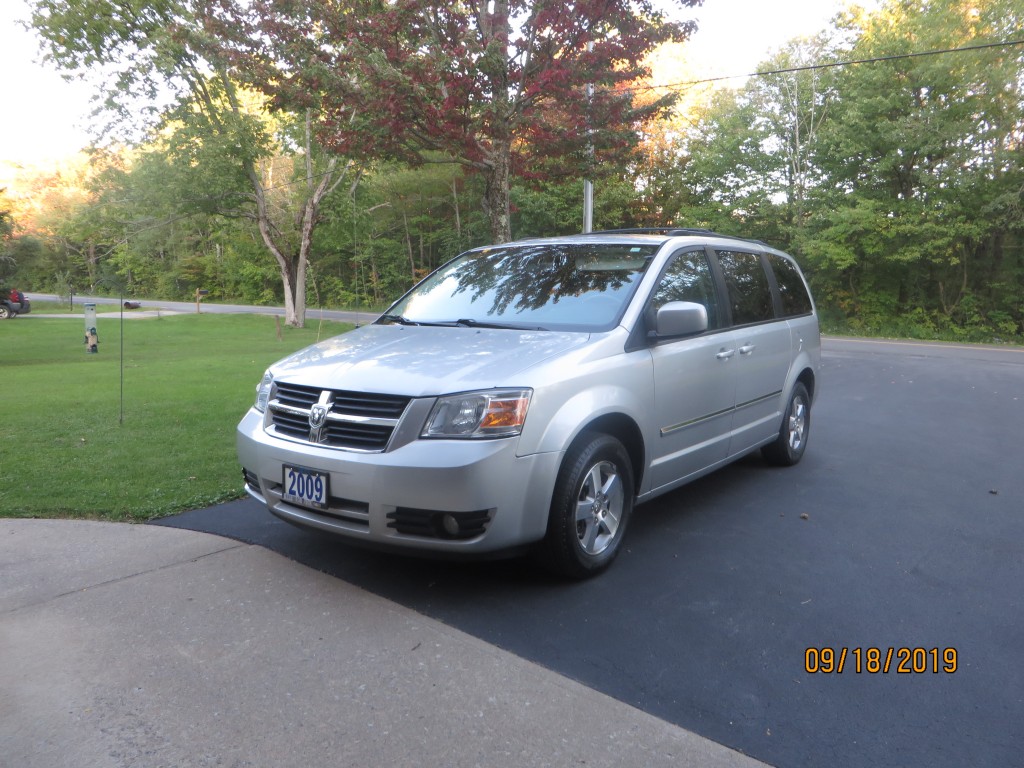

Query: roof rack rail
[579,227,769,246]
[581,227,726,237]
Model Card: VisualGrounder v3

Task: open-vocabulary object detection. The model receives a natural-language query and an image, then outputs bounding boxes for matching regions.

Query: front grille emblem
[309,403,329,442]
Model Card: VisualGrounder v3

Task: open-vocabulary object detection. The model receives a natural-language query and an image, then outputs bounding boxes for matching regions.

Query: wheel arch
[796,366,816,403]
[568,413,646,496]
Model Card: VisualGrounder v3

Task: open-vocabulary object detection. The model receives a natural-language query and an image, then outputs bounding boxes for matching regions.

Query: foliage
[30,0,359,327]
[12,0,1024,343]
[802,0,1024,336]
[207,0,700,242]
[512,174,641,236]
[0,188,13,242]
[0,188,14,278]
[676,0,1024,340]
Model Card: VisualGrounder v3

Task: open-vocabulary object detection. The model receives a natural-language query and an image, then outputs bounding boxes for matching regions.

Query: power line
[637,38,1024,92]
[253,38,1024,194]
[29,39,1024,211]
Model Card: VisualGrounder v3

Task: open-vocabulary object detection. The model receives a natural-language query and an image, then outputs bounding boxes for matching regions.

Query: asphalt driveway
[158,336,1024,768]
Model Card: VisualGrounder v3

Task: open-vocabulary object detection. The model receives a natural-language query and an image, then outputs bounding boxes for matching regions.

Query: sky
[1,0,96,171]
[0,0,872,177]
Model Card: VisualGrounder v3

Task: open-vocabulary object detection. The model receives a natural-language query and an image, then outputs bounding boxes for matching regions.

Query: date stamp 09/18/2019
[804,647,958,674]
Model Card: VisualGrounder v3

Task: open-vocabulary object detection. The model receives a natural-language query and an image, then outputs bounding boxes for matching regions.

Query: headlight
[422,389,532,438]
[255,371,274,413]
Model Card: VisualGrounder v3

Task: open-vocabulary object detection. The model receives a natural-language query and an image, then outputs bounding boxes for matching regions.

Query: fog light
[441,514,461,537]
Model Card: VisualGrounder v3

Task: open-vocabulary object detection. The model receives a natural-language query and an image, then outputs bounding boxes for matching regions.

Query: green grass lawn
[26,300,79,314]
[0,313,353,521]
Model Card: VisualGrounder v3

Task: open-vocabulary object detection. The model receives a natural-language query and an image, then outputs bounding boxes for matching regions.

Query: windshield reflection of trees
[452,245,654,317]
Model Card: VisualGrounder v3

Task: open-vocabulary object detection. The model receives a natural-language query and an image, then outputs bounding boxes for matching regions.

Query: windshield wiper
[379,314,422,326]
[453,318,548,331]
[381,314,546,331]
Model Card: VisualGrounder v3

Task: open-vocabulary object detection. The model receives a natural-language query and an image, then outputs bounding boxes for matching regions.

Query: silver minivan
[237,229,820,577]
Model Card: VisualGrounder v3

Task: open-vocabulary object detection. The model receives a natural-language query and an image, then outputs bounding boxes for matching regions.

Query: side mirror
[655,301,708,338]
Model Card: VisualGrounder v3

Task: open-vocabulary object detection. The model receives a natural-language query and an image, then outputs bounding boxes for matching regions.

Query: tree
[673,0,1024,339]
[750,39,834,230]
[156,82,361,324]
[677,36,837,246]
[804,0,1024,333]
[208,0,700,243]
[0,153,127,291]
[0,190,12,242]
[31,0,358,326]
[0,188,14,277]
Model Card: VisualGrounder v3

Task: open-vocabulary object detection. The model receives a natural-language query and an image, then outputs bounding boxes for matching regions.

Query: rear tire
[541,432,634,579]
[762,382,811,466]
[0,305,11,320]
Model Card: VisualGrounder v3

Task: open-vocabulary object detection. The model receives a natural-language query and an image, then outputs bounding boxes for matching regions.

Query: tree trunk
[483,141,512,243]
[479,0,512,244]
[451,178,462,240]
[402,210,416,282]
[228,98,357,327]
[86,242,97,287]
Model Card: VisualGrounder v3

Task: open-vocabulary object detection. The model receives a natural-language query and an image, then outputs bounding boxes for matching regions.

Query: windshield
[380,243,659,332]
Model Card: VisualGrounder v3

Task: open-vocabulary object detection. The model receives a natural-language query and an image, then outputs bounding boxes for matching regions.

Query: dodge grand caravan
[237,229,820,578]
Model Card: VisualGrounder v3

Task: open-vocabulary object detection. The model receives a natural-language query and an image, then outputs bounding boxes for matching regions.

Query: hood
[270,324,591,397]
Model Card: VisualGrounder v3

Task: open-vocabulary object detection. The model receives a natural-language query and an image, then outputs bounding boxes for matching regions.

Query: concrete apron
[0,519,768,768]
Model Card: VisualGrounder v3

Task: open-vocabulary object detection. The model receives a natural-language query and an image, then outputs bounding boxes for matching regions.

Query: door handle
[716,348,736,360]
[739,344,756,355]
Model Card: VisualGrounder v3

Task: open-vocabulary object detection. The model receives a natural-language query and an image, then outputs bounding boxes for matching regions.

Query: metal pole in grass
[93,276,127,424]
[120,291,124,425]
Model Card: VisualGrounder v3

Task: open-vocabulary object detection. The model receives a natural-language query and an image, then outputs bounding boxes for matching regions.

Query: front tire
[541,432,634,579]
[762,382,811,466]
[0,305,11,320]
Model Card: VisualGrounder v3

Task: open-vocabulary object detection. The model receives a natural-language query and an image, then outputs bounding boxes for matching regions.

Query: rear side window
[715,250,774,326]
[767,253,813,317]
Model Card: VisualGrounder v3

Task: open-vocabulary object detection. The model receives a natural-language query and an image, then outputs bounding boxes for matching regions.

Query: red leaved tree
[205,0,701,243]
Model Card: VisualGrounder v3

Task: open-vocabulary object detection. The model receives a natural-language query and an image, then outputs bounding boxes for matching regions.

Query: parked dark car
[0,289,31,319]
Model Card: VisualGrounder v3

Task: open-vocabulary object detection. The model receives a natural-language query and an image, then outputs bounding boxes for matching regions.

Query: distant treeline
[3,0,1022,342]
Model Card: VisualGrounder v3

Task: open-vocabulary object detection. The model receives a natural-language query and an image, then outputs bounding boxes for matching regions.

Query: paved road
[157,336,1024,768]
[24,292,374,325]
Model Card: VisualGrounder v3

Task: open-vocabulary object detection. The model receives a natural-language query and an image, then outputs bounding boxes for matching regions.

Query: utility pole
[583,180,593,233]
[582,42,594,233]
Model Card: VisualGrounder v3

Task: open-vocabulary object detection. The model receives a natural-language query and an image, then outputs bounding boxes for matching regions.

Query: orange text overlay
[804,647,958,674]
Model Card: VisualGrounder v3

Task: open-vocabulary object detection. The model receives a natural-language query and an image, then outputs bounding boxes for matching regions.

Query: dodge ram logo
[309,404,329,442]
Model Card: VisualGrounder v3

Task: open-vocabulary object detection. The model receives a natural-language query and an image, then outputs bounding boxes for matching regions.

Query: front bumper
[237,408,561,555]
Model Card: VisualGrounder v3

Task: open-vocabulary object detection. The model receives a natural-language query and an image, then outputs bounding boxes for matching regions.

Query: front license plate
[282,466,329,510]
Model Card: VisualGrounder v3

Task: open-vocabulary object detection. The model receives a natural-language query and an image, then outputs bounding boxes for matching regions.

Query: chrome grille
[331,392,408,419]
[323,421,393,448]
[274,383,321,410]
[268,382,411,451]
